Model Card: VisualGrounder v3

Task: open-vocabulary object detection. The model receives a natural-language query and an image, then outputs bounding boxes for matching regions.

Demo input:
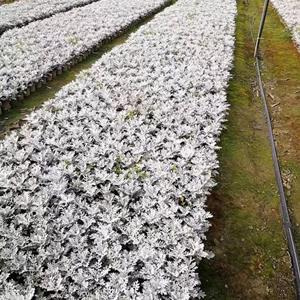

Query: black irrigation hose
[255,58,300,297]
[254,0,270,58]
[254,0,300,297]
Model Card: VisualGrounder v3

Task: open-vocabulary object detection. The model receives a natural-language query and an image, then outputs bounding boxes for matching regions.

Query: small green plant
[16,42,25,52]
[178,195,188,207]
[125,109,139,120]
[67,35,79,45]
[125,163,148,180]
[113,155,123,175]
[133,164,148,179]
[63,160,71,166]
[171,164,178,172]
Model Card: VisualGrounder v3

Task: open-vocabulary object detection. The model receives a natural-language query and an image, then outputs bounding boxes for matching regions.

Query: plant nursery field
[0,0,300,299]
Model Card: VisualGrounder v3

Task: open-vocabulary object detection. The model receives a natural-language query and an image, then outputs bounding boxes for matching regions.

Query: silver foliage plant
[0,0,236,299]
[0,0,100,33]
[271,0,300,49]
[0,0,169,101]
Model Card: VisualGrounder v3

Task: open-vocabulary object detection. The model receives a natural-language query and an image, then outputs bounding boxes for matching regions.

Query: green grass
[200,0,295,298]
[259,2,300,255]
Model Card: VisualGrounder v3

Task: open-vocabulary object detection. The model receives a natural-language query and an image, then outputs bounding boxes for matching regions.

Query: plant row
[272,0,300,49]
[0,0,236,299]
[0,0,102,35]
[0,0,171,107]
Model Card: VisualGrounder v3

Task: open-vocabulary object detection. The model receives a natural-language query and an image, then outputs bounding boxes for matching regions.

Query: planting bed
[0,0,102,35]
[272,0,300,49]
[0,0,236,298]
[0,0,170,111]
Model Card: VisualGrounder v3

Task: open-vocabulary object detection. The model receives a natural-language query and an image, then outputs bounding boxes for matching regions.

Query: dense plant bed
[0,0,236,298]
[0,0,102,35]
[271,0,300,49]
[0,0,170,108]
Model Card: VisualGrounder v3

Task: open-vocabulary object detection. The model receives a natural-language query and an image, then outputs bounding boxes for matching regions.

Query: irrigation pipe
[254,0,300,297]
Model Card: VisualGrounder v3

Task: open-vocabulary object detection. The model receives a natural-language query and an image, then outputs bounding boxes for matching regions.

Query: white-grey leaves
[0,0,236,299]
[272,0,300,49]
[0,0,100,33]
[0,0,169,101]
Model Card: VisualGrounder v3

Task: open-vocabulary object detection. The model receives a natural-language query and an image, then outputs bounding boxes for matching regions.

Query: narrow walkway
[261,0,300,264]
[200,0,296,298]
